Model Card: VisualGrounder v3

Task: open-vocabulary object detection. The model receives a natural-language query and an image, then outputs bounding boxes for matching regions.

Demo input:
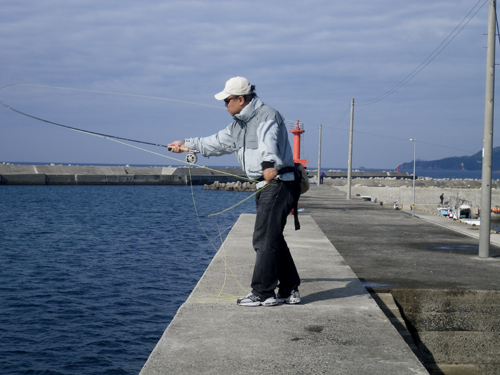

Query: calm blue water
[0,168,494,374]
[0,185,255,375]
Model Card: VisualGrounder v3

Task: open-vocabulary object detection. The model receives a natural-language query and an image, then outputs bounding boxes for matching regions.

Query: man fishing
[168,76,301,307]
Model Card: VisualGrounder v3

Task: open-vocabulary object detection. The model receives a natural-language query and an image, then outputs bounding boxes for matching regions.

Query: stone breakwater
[317,175,500,211]
[203,181,256,192]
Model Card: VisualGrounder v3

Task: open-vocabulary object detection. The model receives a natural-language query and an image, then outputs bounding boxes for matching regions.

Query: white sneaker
[237,293,278,307]
[276,289,301,304]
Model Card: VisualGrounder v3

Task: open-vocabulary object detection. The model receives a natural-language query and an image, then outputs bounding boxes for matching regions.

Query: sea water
[1,169,496,374]
[0,185,255,375]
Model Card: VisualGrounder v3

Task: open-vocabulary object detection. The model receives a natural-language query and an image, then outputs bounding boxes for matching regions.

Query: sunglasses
[224,96,240,105]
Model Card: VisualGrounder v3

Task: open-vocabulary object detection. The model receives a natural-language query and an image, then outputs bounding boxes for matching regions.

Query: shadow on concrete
[422,243,500,257]
[402,316,445,375]
[300,278,367,304]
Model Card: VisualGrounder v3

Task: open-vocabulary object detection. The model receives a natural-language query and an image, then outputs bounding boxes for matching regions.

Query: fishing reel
[167,145,199,164]
[185,152,198,164]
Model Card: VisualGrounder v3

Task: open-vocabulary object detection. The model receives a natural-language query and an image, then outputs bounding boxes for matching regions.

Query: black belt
[278,166,296,175]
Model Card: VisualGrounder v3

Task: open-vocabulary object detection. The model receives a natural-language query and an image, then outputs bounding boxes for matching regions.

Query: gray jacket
[184,97,295,181]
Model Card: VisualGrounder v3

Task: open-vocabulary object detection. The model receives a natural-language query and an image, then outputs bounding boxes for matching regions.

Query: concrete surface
[139,184,500,374]
[140,214,427,375]
[0,164,247,185]
[300,185,500,374]
[299,185,500,291]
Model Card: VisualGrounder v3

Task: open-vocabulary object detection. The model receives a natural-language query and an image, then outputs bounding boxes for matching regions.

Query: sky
[0,0,496,169]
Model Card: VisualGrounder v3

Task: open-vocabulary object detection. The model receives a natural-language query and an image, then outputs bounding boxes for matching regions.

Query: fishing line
[208,187,264,217]
[0,83,222,109]
[187,168,269,302]
[1,84,266,217]
[1,100,178,150]
[79,135,266,226]
[207,224,234,241]
[1,83,265,303]
[1,83,305,130]
[186,168,251,304]
[0,97,262,183]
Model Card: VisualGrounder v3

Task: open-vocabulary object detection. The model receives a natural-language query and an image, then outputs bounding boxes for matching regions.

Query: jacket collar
[233,97,263,124]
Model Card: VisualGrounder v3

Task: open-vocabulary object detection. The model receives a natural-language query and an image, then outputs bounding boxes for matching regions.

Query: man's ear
[239,95,250,107]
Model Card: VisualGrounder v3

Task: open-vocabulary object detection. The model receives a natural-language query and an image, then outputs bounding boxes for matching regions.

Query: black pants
[251,179,301,299]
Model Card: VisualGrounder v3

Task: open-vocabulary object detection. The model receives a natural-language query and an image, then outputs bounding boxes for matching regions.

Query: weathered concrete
[138,184,500,374]
[0,173,46,184]
[140,214,427,375]
[0,164,246,185]
[301,185,500,374]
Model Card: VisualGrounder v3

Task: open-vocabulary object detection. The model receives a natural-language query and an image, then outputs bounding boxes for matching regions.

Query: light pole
[410,139,416,217]
[479,0,496,259]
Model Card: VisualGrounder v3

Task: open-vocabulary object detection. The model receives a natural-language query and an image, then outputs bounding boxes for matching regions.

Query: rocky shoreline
[203,181,257,192]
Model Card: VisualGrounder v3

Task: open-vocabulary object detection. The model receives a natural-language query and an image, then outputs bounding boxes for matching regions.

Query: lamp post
[410,139,416,217]
[479,0,496,259]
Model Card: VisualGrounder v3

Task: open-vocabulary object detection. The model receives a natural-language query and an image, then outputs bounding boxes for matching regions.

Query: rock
[203,181,257,192]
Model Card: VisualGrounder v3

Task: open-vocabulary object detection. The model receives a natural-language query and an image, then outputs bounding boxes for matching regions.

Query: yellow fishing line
[93,135,260,184]
[2,83,268,304]
[208,184,268,217]
[1,83,222,109]
[96,143,254,303]
[187,168,250,304]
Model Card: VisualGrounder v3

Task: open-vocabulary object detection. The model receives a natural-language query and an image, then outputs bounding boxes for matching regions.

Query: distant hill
[398,147,500,171]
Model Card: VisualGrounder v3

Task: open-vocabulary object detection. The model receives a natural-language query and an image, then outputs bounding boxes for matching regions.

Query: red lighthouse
[289,120,309,168]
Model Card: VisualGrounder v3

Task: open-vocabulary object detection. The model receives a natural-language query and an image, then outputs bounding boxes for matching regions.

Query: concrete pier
[141,185,500,375]
[140,214,427,375]
[301,186,500,374]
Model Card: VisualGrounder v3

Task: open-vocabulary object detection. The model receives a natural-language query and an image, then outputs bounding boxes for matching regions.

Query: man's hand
[168,140,186,153]
[263,168,278,183]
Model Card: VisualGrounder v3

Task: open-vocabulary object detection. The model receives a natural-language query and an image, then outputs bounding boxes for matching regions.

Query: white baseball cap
[214,76,252,100]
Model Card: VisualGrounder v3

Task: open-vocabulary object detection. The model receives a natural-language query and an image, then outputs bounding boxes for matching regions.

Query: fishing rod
[0,83,264,180]
[0,94,261,182]
[0,84,259,304]
[0,99,200,164]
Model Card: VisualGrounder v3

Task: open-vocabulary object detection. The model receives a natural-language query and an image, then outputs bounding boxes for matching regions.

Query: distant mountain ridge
[399,147,500,171]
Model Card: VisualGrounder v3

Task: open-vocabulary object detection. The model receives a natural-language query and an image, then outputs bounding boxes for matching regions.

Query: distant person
[168,76,301,307]
[440,193,444,205]
[320,171,326,184]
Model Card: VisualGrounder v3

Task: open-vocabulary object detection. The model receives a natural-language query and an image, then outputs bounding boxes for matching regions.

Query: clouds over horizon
[0,0,495,168]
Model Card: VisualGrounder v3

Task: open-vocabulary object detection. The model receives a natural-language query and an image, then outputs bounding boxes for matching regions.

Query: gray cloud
[0,0,493,168]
